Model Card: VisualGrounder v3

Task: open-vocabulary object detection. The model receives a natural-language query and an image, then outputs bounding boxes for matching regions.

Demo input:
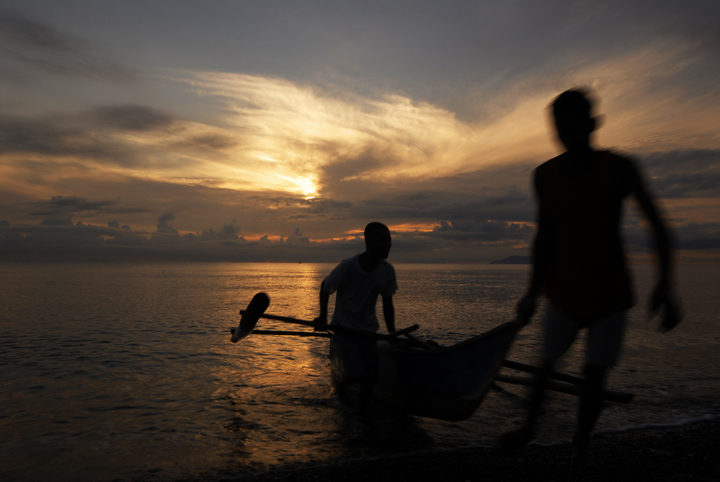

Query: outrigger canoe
[230,293,632,421]
[330,322,516,421]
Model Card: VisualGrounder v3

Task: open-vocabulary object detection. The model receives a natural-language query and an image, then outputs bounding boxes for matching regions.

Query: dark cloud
[200,224,240,241]
[621,219,720,253]
[0,213,517,263]
[0,217,330,262]
[320,149,387,185]
[4,208,716,263]
[22,195,147,219]
[640,149,720,198]
[0,114,138,165]
[674,222,720,250]
[0,8,137,82]
[88,105,174,132]
[329,163,535,225]
[178,134,238,150]
[156,213,178,235]
[430,219,534,243]
[28,195,118,217]
[0,104,184,167]
[39,217,72,226]
[357,189,533,224]
[22,196,152,228]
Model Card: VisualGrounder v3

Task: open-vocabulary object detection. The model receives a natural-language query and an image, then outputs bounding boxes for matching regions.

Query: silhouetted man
[500,89,682,466]
[314,222,397,416]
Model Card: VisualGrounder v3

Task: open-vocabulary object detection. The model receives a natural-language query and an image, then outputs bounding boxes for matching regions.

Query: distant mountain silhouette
[490,255,530,264]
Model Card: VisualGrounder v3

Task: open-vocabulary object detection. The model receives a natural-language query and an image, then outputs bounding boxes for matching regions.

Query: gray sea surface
[1,262,718,481]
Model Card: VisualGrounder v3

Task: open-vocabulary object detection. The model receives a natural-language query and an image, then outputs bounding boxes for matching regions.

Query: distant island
[490,255,531,264]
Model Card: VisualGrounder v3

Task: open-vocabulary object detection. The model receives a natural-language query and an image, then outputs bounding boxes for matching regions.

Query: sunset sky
[1,0,718,263]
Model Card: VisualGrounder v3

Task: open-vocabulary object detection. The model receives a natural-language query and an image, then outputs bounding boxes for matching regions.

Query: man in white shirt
[314,222,397,415]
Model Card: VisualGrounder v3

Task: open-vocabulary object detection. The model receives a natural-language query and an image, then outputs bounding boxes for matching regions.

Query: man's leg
[526,360,553,430]
[573,363,606,463]
[354,338,378,417]
[572,311,625,465]
[498,360,552,448]
[499,304,577,449]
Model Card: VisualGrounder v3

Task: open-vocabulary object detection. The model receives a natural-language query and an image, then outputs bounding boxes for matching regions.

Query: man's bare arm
[313,281,330,331]
[518,168,555,325]
[382,295,396,333]
[628,160,682,331]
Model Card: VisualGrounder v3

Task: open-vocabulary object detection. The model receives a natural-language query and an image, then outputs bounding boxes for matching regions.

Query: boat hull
[330,322,517,421]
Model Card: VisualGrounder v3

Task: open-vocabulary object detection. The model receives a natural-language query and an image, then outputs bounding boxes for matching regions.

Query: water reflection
[2,263,718,481]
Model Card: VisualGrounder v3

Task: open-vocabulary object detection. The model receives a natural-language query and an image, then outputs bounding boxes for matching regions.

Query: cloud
[28,195,119,216]
[0,8,137,82]
[180,71,518,198]
[87,105,174,132]
[200,224,240,241]
[39,216,73,226]
[1,3,719,264]
[156,213,178,235]
[674,222,720,250]
[0,113,144,167]
[0,103,237,181]
[640,149,720,199]
[621,218,720,254]
[22,195,150,222]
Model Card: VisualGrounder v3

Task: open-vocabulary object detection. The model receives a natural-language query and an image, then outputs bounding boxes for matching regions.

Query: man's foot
[569,441,596,471]
[497,425,534,451]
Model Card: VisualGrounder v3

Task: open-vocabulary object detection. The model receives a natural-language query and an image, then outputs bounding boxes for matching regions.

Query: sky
[0,0,718,263]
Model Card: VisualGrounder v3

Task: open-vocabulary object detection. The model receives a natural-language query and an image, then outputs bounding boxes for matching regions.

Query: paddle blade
[231,292,270,343]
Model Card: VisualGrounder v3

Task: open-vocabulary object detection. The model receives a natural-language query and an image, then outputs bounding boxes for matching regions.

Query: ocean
[1,262,718,481]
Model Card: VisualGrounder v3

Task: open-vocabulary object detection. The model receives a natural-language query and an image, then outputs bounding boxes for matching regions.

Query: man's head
[364,222,391,259]
[551,88,599,151]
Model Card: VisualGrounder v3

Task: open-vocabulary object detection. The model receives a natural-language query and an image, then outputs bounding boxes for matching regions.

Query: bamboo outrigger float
[230,293,632,421]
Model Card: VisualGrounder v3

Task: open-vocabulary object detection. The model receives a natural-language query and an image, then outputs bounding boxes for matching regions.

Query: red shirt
[538,150,635,318]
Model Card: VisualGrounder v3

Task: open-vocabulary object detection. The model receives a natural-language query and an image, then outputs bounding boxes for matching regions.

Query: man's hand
[649,284,683,333]
[312,316,328,332]
[515,295,537,328]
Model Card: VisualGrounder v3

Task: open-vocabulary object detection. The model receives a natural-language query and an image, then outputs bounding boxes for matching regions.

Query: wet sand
[200,418,719,482]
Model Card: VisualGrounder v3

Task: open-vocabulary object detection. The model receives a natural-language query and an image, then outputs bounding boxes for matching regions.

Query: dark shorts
[332,331,378,387]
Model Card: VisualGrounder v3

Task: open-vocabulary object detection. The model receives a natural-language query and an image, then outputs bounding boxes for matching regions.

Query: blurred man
[500,89,682,466]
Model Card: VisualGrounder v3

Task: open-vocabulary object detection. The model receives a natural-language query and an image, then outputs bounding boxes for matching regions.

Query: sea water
[0,263,718,481]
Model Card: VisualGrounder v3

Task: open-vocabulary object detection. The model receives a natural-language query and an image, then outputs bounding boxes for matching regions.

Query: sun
[298,177,318,199]
[278,174,317,199]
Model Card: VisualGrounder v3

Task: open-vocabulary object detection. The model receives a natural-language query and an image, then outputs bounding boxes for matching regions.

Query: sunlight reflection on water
[0,262,718,481]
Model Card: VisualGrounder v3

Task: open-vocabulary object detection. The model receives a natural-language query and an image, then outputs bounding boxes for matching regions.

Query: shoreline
[187,417,719,482]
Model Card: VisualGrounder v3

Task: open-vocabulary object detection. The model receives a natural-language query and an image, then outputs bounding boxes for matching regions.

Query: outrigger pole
[229,292,633,403]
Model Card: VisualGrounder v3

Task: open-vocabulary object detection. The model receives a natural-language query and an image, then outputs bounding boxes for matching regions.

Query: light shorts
[543,303,626,367]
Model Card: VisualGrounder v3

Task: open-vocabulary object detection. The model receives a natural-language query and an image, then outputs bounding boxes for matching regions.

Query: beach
[207,418,719,482]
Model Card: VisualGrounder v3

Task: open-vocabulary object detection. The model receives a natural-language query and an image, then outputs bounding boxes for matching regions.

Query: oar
[233,292,419,342]
[230,328,332,338]
[240,311,420,341]
[230,292,270,343]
